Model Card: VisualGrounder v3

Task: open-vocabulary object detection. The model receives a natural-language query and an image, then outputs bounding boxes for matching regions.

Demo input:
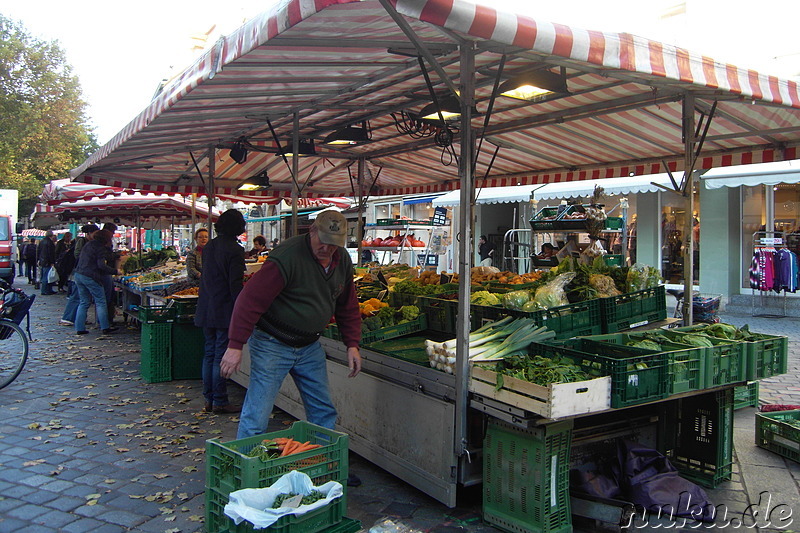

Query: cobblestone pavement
[1,285,799,533]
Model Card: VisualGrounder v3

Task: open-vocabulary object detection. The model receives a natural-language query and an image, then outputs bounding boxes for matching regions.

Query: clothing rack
[750,231,788,318]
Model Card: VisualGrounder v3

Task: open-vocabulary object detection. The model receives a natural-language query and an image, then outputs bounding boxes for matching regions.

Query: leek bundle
[426,317,556,373]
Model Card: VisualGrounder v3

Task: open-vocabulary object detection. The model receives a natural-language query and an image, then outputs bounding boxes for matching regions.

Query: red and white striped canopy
[40,179,134,205]
[71,0,800,198]
[32,195,220,228]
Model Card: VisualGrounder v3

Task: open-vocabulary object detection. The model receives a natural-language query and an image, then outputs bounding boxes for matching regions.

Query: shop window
[660,192,700,284]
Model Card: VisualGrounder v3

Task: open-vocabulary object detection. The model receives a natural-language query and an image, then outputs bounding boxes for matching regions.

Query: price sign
[759,238,783,245]
[432,207,447,226]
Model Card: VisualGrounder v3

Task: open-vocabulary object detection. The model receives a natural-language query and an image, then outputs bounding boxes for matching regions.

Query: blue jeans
[74,273,110,332]
[62,281,80,322]
[237,329,336,439]
[203,327,231,408]
[40,265,55,294]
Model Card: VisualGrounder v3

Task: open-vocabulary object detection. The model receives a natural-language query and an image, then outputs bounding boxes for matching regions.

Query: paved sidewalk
[1,286,799,533]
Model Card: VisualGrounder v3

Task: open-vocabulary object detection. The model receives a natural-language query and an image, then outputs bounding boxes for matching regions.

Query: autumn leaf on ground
[153,473,170,479]
[103,479,116,484]
[181,466,197,473]
[27,423,41,430]
[165,528,181,533]
[23,459,45,467]
[164,515,177,522]
[116,448,130,453]
[188,515,203,522]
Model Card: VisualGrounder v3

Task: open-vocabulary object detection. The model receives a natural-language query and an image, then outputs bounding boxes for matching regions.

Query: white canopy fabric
[70,0,800,200]
[433,174,677,206]
[701,160,800,189]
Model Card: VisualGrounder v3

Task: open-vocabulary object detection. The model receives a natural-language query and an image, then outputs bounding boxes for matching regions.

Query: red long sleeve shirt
[227,247,361,350]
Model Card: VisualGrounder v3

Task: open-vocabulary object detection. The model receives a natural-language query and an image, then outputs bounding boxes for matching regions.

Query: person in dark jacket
[37,230,57,295]
[54,232,74,293]
[194,211,246,414]
[23,237,38,284]
[74,229,118,335]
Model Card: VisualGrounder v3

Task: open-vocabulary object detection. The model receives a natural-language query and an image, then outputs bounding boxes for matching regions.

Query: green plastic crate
[599,286,667,333]
[756,409,800,463]
[172,299,198,323]
[470,299,602,340]
[671,325,788,381]
[533,339,668,408]
[416,295,458,334]
[205,486,344,533]
[579,333,705,395]
[663,330,746,388]
[660,389,733,488]
[171,322,204,380]
[206,421,348,497]
[529,206,562,231]
[604,217,624,230]
[140,322,172,383]
[137,304,176,324]
[483,418,573,533]
[734,381,759,410]
[746,333,789,380]
[602,254,624,267]
[324,314,427,345]
[387,292,419,307]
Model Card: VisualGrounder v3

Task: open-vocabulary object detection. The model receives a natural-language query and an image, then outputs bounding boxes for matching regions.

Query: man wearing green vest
[221,210,362,441]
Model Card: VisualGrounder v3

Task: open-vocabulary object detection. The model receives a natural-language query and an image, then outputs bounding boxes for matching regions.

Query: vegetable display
[272,490,326,508]
[490,354,592,389]
[246,437,323,462]
[425,317,556,372]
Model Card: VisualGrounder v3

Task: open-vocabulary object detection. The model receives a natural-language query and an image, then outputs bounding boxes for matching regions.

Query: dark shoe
[204,402,213,413]
[346,473,362,487]
[101,327,119,334]
[213,404,241,414]
[76,330,89,335]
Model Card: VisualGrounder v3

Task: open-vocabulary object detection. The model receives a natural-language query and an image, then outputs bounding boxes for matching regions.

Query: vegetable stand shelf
[361,223,438,267]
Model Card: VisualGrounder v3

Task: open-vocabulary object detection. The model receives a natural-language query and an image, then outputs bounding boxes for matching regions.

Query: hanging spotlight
[323,123,371,145]
[229,139,248,164]
[276,139,316,158]
[238,170,271,191]
[418,95,462,121]
[498,68,570,101]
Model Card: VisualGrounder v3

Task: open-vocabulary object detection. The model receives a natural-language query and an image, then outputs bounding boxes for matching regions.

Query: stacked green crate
[734,381,759,410]
[599,285,667,333]
[138,305,176,383]
[659,389,734,488]
[579,332,705,395]
[205,421,349,533]
[483,418,573,533]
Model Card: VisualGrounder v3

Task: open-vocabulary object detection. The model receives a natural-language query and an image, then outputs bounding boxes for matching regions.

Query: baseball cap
[313,210,347,247]
[81,224,100,234]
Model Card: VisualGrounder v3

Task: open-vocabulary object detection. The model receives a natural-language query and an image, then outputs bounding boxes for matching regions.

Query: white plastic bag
[224,470,343,530]
[47,267,58,284]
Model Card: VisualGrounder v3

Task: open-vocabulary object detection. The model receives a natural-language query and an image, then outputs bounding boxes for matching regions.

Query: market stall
[67,0,800,521]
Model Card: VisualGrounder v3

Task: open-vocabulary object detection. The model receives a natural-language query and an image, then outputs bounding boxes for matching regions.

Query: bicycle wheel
[0,319,28,390]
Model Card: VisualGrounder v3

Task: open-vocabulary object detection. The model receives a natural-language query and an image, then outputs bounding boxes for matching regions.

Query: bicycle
[0,279,35,390]
[666,288,721,324]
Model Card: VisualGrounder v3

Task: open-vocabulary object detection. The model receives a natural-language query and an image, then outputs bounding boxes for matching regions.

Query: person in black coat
[23,238,38,284]
[194,210,246,414]
[37,230,57,295]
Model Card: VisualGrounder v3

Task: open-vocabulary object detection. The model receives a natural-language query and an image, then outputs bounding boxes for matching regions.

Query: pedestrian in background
[101,223,119,323]
[185,227,209,285]
[74,229,118,335]
[194,210,246,415]
[60,224,99,327]
[54,232,74,293]
[38,230,57,295]
[478,234,495,267]
[23,237,38,285]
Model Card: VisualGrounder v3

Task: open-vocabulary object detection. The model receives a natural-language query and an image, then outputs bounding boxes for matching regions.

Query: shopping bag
[47,268,58,284]
[224,470,343,529]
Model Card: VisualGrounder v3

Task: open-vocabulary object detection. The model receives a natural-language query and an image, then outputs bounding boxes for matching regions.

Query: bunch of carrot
[265,437,323,457]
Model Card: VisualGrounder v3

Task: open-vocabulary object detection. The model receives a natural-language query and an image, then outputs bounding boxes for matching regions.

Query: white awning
[701,160,800,189]
[432,175,676,207]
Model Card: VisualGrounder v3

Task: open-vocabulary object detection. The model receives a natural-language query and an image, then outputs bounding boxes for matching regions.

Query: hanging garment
[774,248,798,293]
[749,248,776,291]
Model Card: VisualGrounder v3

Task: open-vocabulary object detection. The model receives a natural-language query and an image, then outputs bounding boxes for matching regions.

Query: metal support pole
[682,94,695,325]
[455,42,475,459]
[357,158,366,267]
[291,113,300,237]
[207,147,216,234]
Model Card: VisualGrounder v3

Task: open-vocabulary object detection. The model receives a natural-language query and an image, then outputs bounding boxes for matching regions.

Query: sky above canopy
[2,0,799,145]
